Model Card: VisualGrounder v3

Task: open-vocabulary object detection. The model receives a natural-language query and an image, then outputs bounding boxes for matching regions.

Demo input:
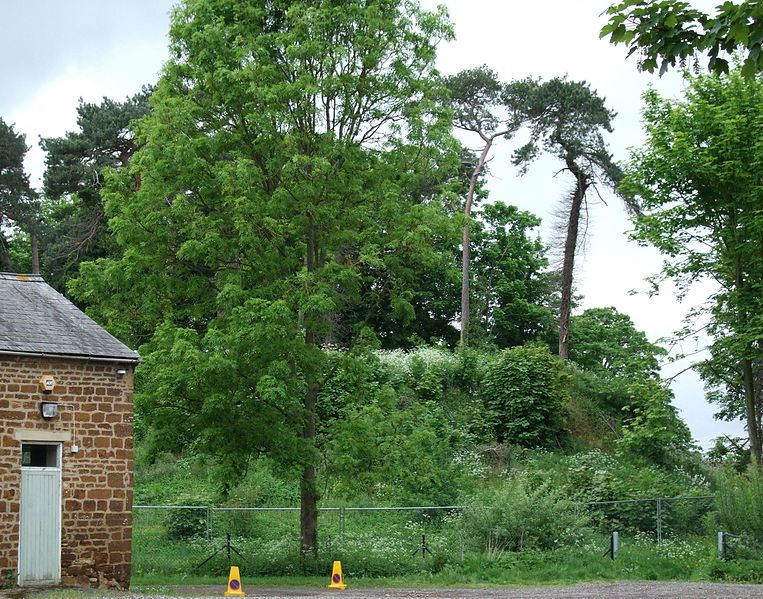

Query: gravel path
[6,582,763,599]
[174,582,763,598]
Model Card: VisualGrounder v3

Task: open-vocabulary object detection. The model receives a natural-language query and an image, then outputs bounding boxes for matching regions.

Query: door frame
[17,441,63,586]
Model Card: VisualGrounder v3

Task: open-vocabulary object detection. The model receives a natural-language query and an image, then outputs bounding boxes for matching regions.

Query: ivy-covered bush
[482,344,569,447]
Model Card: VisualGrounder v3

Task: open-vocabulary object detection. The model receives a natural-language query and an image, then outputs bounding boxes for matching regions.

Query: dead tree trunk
[741,357,762,464]
[559,160,589,360]
[461,136,495,348]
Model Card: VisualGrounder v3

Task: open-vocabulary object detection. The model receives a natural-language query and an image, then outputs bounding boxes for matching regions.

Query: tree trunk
[30,231,40,274]
[731,239,762,464]
[300,217,319,555]
[300,380,319,555]
[559,161,588,360]
[0,235,11,271]
[741,357,762,464]
[461,139,493,348]
[730,220,762,464]
[461,223,471,347]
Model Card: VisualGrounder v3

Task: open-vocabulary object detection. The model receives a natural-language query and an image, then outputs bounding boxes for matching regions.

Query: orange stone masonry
[0,355,134,589]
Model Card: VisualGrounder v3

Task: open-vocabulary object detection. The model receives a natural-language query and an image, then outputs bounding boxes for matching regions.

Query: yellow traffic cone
[224,565,246,597]
[327,560,347,590]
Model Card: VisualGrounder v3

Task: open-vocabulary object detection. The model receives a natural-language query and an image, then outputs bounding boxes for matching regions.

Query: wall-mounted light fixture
[40,401,59,419]
[116,369,127,376]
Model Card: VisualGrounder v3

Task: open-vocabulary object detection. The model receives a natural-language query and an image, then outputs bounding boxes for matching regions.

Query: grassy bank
[128,536,763,587]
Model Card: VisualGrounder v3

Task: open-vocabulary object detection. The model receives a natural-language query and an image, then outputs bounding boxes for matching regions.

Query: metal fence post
[207,506,212,542]
[718,531,725,559]
[656,498,662,544]
[339,507,346,542]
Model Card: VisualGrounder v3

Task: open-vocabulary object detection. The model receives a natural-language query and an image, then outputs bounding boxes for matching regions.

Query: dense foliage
[71,0,461,555]
[623,70,763,463]
[7,0,760,571]
[482,344,569,448]
[471,202,557,348]
[458,476,589,552]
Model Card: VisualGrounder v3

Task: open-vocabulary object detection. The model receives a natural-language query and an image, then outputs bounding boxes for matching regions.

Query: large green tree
[569,307,665,380]
[602,0,763,77]
[73,0,455,554]
[471,201,557,348]
[40,91,151,289]
[622,71,763,463]
[0,118,37,271]
[504,78,625,359]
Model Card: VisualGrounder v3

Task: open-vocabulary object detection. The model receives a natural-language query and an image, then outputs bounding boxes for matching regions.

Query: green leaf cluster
[715,465,763,542]
[602,0,763,77]
[471,202,557,349]
[458,475,589,552]
[569,307,665,380]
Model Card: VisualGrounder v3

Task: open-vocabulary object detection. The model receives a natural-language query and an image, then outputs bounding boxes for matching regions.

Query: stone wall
[0,355,134,589]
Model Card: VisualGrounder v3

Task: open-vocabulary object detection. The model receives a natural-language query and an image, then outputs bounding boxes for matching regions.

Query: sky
[0,0,745,448]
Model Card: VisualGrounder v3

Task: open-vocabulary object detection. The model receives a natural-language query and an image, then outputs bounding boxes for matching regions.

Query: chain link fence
[582,495,716,542]
[132,496,719,579]
[132,504,460,578]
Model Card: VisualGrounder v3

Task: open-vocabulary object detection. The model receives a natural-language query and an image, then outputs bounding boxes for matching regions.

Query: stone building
[0,273,139,588]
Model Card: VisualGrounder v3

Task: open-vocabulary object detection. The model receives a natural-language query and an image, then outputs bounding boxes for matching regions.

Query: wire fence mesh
[132,504,464,577]
[583,495,716,542]
[132,496,719,579]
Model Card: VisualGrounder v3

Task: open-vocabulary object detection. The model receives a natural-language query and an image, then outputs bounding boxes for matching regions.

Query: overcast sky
[0,0,744,448]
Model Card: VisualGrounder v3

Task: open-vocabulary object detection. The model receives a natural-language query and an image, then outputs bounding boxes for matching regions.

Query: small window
[21,444,60,468]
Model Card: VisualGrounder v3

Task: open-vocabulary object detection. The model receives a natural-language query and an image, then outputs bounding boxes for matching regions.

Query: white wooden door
[18,444,61,585]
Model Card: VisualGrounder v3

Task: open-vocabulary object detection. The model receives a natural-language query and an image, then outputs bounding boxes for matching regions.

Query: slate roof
[0,272,139,362]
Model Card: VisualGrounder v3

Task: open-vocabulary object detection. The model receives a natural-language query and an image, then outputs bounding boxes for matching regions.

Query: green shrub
[520,450,713,535]
[482,344,569,448]
[457,476,591,552]
[615,381,697,469]
[326,386,464,505]
[709,559,763,583]
[167,506,209,540]
[715,465,763,541]
[375,347,457,394]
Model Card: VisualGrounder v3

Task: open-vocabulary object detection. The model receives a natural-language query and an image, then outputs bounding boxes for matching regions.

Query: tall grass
[130,534,727,586]
[715,465,763,541]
